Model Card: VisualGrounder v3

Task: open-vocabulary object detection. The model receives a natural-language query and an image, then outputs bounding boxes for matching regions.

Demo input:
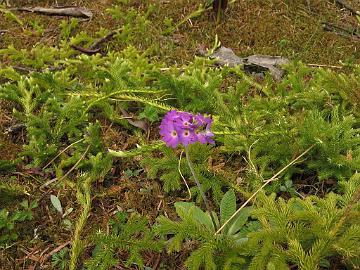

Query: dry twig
[335,0,360,16]
[70,29,121,55]
[323,22,360,42]
[13,6,92,19]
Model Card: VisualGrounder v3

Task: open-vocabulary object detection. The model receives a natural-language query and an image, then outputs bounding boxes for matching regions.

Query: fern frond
[112,94,175,111]
[185,243,216,270]
[108,141,165,158]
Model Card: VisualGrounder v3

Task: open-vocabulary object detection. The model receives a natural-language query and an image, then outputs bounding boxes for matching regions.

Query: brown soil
[1,0,359,66]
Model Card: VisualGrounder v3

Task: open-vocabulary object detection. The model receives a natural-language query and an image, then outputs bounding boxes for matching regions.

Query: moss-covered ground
[0,0,359,269]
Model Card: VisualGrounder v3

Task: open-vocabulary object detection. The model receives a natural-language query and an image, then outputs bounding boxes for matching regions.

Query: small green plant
[244,174,360,269]
[59,18,79,40]
[85,211,163,269]
[279,179,295,193]
[138,105,160,122]
[157,173,360,269]
[0,8,23,26]
[0,200,37,247]
[50,194,74,230]
[279,38,290,48]
[123,168,142,179]
[156,190,257,269]
[142,141,226,204]
[0,160,18,174]
[106,3,155,48]
[52,247,70,270]
[27,19,45,36]
[163,17,175,34]
[1,13,360,269]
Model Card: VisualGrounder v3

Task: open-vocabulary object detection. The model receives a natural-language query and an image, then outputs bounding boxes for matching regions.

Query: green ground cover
[1,0,360,269]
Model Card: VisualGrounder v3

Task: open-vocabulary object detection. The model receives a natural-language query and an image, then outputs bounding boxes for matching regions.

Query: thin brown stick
[70,44,100,55]
[43,138,84,169]
[13,7,92,18]
[152,253,162,270]
[215,144,315,235]
[89,30,118,50]
[41,145,90,188]
[40,241,71,263]
[70,29,121,55]
[335,0,360,16]
[307,63,343,69]
[323,22,360,42]
[119,107,148,132]
[12,66,37,73]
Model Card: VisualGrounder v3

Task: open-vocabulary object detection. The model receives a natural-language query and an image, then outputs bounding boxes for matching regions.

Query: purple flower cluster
[159,110,214,148]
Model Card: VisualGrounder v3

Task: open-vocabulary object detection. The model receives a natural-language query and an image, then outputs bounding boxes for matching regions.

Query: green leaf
[174,202,214,231]
[174,202,194,220]
[0,159,18,173]
[1,9,23,26]
[319,259,331,268]
[191,208,215,232]
[30,201,38,209]
[220,189,236,225]
[62,219,73,230]
[285,180,293,188]
[50,195,63,215]
[20,200,29,209]
[63,207,73,217]
[139,105,159,122]
[211,211,220,230]
[266,261,276,270]
[227,206,253,236]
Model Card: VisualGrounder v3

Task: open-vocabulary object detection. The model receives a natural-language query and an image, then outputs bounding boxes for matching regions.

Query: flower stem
[184,145,211,214]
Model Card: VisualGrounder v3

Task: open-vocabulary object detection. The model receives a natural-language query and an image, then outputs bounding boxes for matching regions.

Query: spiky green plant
[157,173,360,269]
[85,211,163,269]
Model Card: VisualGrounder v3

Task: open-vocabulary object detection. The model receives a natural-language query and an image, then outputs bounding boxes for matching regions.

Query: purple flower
[196,129,215,144]
[174,111,196,130]
[194,113,211,126]
[159,111,181,148]
[159,120,180,148]
[161,110,179,123]
[194,115,214,144]
[178,128,197,145]
[159,110,214,148]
